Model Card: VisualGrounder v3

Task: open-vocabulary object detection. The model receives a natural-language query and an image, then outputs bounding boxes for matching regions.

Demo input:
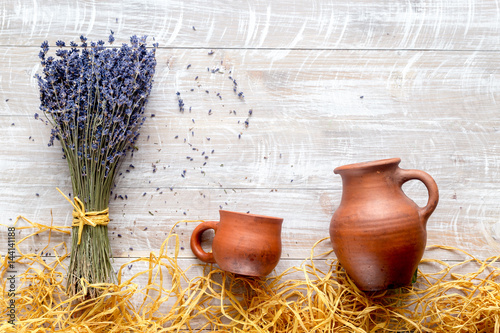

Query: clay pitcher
[190,210,283,277]
[330,158,439,291]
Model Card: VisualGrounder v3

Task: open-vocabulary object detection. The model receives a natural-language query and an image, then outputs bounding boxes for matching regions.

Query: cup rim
[219,210,284,222]
[334,158,401,174]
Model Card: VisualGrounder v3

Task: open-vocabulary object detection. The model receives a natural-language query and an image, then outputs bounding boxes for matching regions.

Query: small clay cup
[190,210,283,277]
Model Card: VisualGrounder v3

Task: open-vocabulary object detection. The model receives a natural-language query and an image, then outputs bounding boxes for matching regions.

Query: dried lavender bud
[108,30,115,44]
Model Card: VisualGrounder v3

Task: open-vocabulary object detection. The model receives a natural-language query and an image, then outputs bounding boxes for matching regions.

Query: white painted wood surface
[1,0,499,302]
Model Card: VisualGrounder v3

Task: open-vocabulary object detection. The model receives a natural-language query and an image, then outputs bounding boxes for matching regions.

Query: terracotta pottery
[330,158,439,291]
[190,210,283,277]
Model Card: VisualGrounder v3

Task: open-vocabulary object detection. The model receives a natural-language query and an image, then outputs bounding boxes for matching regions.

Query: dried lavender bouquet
[35,34,157,298]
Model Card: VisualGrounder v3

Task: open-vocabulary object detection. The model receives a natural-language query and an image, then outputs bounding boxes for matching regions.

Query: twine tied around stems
[56,188,110,245]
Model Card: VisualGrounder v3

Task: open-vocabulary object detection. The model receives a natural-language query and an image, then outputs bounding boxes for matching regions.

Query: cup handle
[190,221,218,263]
[396,168,439,224]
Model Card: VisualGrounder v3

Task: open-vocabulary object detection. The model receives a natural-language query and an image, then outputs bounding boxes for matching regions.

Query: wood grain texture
[1,0,500,50]
[0,0,499,311]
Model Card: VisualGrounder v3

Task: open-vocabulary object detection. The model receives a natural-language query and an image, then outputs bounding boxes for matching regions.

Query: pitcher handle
[396,168,439,224]
[190,221,218,263]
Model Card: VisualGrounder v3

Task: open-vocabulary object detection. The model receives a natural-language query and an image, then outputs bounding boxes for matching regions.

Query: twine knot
[57,188,110,245]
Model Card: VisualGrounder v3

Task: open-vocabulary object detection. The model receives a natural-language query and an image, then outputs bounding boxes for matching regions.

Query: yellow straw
[56,188,109,245]
[2,216,500,332]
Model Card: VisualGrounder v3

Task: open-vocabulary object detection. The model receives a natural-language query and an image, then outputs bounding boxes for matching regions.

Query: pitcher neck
[335,158,401,197]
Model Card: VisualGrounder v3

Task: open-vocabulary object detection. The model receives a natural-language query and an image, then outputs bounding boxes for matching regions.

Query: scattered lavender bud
[108,30,115,43]
[187,64,191,69]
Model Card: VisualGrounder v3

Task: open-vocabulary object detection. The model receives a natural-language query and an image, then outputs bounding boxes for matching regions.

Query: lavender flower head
[35,34,158,209]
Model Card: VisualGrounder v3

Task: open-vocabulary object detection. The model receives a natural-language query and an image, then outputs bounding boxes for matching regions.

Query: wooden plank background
[1,0,499,308]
